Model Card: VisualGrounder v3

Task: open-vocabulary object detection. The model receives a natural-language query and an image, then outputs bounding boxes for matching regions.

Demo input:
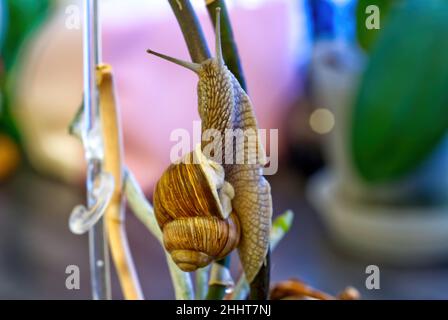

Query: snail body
[150,8,272,282]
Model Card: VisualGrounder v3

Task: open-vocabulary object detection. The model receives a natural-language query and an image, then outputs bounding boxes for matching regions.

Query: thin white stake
[83,0,111,300]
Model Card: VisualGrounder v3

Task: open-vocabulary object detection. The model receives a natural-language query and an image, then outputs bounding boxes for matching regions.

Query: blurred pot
[307,40,448,264]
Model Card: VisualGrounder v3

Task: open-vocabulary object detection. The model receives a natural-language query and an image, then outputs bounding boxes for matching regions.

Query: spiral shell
[153,146,240,272]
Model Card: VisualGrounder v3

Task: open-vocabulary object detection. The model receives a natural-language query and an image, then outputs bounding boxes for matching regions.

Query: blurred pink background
[15,0,311,192]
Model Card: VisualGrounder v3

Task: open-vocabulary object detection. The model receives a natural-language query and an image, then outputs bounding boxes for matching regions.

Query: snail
[149,8,272,283]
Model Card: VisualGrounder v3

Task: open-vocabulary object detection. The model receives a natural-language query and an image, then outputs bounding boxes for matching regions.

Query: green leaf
[270,210,294,251]
[352,0,448,182]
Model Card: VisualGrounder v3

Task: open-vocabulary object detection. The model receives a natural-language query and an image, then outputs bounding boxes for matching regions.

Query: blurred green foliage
[352,0,448,182]
[0,0,51,142]
[1,0,51,69]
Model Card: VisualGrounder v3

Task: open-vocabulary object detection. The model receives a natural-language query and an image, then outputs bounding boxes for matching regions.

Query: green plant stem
[124,169,194,300]
[195,266,210,299]
[205,0,247,91]
[168,0,211,62]
[205,256,232,300]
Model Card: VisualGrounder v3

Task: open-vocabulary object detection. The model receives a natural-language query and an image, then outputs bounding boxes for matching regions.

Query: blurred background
[1,0,448,299]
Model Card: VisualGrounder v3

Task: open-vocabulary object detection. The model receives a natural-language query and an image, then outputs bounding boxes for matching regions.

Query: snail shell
[153,145,240,272]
